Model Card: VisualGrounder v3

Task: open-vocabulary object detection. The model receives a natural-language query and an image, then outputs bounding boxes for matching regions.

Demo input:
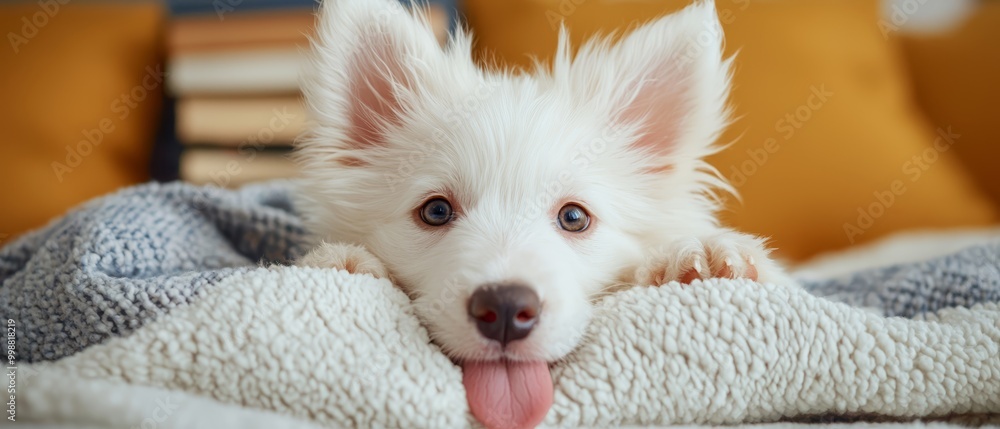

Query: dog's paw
[634,231,775,286]
[297,242,389,279]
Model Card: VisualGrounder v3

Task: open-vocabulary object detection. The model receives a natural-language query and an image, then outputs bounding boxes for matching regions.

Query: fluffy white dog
[293,0,790,427]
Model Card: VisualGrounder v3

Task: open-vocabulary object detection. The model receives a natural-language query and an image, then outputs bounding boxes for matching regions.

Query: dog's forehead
[440,87,595,161]
[432,100,596,196]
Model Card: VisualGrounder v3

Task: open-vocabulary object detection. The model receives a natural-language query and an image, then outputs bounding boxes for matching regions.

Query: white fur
[294,0,789,363]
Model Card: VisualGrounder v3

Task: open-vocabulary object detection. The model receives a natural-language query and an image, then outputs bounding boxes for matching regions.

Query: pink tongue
[462,360,553,429]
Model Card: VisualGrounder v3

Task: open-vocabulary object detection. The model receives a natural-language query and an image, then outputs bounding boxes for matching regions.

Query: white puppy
[294,0,790,427]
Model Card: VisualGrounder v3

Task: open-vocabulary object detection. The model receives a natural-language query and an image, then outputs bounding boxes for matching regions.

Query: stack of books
[165,0,452,187]
[166,0,317,187]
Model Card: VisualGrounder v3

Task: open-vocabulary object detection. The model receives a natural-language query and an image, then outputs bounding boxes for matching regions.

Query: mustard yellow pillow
[0,2,164,239]
[464,0,997,260]
[901,2,1000,209]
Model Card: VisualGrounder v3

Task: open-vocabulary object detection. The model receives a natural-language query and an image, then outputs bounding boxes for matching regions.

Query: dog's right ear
[554,0,732,173]
[304,0,444,153]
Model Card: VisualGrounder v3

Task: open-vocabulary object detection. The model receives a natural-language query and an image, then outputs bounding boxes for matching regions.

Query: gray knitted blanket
[1,182,310,362]
[4,182,1000,428]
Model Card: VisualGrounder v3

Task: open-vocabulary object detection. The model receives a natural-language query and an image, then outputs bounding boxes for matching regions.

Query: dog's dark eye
[557,204,590,232]
[420,198,453,226]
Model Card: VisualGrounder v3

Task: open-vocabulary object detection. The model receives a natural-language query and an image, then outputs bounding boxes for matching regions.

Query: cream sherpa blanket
[4,182,1000,427]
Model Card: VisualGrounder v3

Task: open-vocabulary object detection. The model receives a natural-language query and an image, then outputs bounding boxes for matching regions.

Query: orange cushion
[0,2,164,239]
[464,0,998,260]
[901,2,1000,209]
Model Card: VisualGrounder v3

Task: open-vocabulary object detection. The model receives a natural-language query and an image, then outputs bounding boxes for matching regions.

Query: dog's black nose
[467,284,540,346]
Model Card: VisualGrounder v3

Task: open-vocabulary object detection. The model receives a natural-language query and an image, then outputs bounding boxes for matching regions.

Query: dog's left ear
[558,0,731,165]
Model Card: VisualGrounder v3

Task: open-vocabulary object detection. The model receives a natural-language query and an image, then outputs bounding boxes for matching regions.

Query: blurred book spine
[180,147,298,188]
[167,0,317,16]
[177,96,306,145]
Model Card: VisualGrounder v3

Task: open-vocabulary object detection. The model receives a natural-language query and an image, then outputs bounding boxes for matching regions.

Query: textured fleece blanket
[3,182,999,428]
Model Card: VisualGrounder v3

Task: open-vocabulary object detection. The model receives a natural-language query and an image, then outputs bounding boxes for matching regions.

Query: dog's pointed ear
[305,0,443,151]
[559,0,731,166]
